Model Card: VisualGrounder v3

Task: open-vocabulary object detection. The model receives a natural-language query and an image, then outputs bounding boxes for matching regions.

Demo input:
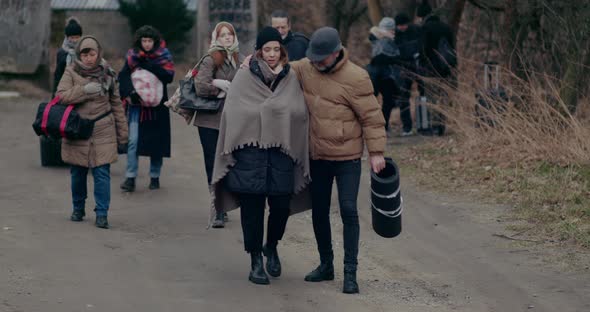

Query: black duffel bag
[32,96,111,140]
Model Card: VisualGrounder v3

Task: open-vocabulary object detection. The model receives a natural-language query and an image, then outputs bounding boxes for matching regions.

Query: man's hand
[370,155,386,173]
[240,54,253,69]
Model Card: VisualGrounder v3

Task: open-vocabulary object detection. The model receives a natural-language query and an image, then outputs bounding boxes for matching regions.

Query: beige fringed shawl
[210,65,311,224]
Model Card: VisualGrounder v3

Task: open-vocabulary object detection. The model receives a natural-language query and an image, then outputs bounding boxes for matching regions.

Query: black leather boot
[304,262,334,282]
[211,212,225,228]
[95,216,109,229]
[120,178,135,192]
[342,270,359,294]
[70,209,85,222]
[248,252,270,285]
[149,178,160,190]
[263,244,281,277]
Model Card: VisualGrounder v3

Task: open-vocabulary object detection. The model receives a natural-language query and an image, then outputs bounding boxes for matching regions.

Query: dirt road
[1,97,588,312]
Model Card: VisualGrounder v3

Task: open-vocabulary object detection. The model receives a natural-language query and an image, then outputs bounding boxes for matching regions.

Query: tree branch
[468,0,505,12]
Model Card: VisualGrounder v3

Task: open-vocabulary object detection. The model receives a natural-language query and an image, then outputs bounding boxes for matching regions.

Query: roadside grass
[392,139,590,248]
[389,59,590,250]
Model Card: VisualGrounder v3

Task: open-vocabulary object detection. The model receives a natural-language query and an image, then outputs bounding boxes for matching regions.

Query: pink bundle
[131,68,163,107]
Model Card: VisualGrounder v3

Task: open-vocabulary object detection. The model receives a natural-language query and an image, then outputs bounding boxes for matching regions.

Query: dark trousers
[396,73,415,132]
[375,78,397,131]
[310,159,361,272]
[238,193,291,253]
[198,127,219,184]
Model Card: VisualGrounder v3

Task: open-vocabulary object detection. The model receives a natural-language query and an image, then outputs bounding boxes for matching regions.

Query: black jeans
[197,127,219,184]
[374,78,397,131]
[310,159,361,272]
[238,193,291,253]
[396,73,415,132]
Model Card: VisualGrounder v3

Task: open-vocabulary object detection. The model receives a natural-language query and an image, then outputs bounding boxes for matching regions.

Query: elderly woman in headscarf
[56,36,128,229]
[191,21,242,228]
[211,27,310,285]
[118,25,175,193]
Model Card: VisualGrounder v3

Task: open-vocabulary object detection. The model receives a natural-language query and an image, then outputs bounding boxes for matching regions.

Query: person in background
[118,26,175,192]
[367,17,400,136]
[394,12,422,136]
[193,21,242,228]
[54,17,83,96]
[271,9,309,61]
[417,0,457,136]
[56,36,128,229]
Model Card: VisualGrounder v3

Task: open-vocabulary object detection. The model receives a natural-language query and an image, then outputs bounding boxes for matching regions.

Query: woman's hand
[212,79,231,92]
[83,82,103,96]
[240,54,253,69]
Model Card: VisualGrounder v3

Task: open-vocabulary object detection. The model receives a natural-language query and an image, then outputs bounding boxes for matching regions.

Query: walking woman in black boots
[209,27,310,285]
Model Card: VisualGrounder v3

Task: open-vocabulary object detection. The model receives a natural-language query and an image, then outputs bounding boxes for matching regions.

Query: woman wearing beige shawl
[210,27,310,285]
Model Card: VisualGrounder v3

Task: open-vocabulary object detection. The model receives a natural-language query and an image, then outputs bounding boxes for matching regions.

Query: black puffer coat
[224,60,296,196]
[395,24,421,71]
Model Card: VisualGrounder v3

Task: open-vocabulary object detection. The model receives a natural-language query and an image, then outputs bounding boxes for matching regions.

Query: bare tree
[368,0,384,25]
[326,0,368,46]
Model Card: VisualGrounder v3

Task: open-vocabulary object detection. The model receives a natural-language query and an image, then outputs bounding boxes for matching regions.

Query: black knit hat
[395,13,411,26]
[417,1,433,18]
[255,26,283,50]
[64,17,82,37]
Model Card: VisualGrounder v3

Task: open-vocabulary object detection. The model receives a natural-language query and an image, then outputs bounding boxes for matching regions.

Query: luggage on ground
[39,136,66,167]
[475,62,509,127]
[415,96,433,135]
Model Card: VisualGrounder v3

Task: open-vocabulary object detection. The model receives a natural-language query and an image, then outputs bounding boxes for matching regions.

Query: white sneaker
[401,130,414,137]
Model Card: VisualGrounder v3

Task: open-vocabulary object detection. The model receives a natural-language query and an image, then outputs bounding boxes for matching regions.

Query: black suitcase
[415,96,433,135]
[40,136,66,167]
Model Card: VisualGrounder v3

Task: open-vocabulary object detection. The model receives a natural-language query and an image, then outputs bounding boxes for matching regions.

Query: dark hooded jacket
[283,31,309,61]
[419,15,456,77]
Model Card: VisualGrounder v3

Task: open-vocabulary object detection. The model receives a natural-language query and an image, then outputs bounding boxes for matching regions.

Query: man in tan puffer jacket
[290,27,386,295]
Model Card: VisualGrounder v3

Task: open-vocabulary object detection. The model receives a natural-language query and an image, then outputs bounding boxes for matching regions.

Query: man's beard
[312,57,339,73]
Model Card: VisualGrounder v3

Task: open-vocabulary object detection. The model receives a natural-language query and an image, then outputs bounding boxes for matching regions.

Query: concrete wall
[0,0,51,74]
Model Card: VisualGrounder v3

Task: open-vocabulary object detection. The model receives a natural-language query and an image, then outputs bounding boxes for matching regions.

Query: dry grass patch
[394,60,590,249]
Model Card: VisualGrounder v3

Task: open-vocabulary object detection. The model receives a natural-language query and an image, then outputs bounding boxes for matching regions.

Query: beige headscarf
[208,22,240,67]
[73,36,114,92]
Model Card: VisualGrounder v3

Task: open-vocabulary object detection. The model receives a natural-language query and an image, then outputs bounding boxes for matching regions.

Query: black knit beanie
[395,13,411,26]
[64,18,82,37]
[255,26,283,50]
[416,1,433,18]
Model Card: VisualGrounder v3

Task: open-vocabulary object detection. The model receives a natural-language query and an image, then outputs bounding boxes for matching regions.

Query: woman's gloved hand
[117,143,128,154]
[83,82,103,96]
[212,79,231,92]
